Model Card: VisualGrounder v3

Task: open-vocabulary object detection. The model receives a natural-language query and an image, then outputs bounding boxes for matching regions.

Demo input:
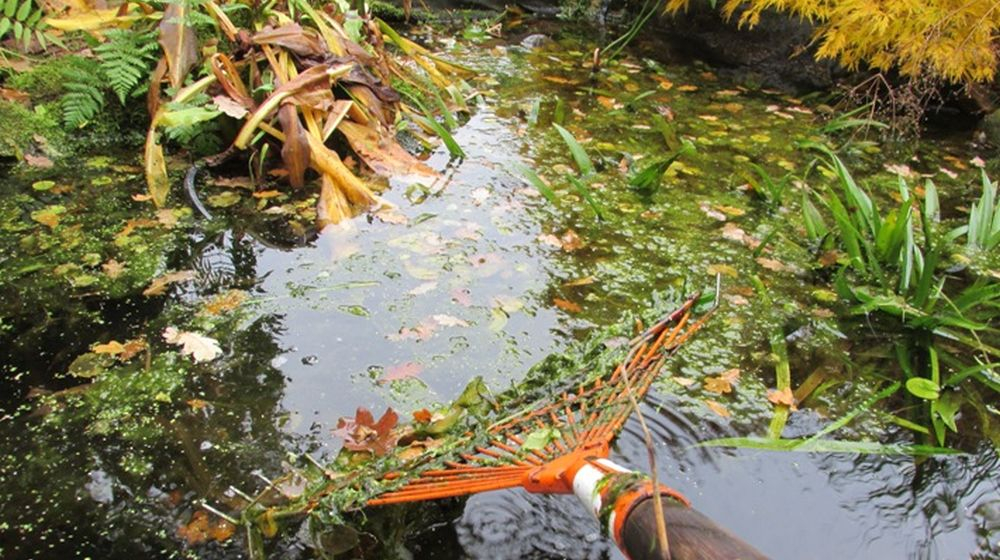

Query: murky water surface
[1,20,998,560]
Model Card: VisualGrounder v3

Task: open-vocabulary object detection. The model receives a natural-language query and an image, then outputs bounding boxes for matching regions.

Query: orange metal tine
[419,466,528,477]
[505,434,553,463]
[371,476,525,504]
[488,440,547,464]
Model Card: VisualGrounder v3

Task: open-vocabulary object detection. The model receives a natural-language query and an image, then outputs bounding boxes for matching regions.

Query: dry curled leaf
[704,368,740,394]
[412,408,433,423]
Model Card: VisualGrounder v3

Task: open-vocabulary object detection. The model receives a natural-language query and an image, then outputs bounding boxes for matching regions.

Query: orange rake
[367,294,768,560]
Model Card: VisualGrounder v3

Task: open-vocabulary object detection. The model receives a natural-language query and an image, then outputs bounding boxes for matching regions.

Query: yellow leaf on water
[163,327,222,363]
[93,341,125,355]
[143,270,196,296]
[707,264,739,278]
[705,399,731,418]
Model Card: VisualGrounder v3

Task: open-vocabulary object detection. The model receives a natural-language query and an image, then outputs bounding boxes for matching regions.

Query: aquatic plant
[956,170,1000,252]
[45,0,468,223]
[802,144,1000,446]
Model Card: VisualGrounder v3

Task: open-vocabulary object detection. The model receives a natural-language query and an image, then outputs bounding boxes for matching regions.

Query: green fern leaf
[94,29,159,104]
[61,68,105,128]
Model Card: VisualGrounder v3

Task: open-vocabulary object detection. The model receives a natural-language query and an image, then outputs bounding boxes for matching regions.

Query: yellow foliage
[664,0,1000,83]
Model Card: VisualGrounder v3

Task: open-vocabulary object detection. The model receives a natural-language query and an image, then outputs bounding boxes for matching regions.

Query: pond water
[1,18,998,560]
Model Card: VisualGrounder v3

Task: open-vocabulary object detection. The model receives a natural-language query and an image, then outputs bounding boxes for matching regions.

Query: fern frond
[61,68,105,128]
[94,29,159,104]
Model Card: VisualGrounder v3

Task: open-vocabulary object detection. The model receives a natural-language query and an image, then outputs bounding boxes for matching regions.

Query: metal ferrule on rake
[368,295,768,559]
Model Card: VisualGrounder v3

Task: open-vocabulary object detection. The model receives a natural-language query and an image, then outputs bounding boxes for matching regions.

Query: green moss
[6,56,100,102]
[0,100,64,159]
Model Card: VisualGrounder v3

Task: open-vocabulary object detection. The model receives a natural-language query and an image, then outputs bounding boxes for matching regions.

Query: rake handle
[567,458,768,560]
[619,496,769,560]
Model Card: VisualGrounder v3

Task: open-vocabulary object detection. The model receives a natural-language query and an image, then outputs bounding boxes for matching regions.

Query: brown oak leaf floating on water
[333,407,399,456]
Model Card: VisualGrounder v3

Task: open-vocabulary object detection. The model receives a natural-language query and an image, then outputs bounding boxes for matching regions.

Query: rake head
[368,294,708,505]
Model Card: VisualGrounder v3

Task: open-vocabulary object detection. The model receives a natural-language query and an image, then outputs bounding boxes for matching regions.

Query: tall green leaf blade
[553,123,595,176]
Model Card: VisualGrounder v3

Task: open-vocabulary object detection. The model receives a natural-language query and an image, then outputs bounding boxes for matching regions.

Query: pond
[1,17,998,560]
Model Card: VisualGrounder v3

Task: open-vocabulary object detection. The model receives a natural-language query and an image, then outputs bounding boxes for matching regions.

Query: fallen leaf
[715,205,745,217]
[970,156,986,168]
[156,208,179,228]
[387,320,437,342]
[767,387,797,410]
[432,314,469,327]
[143,270,196,296]
[409,282,438,296]
[381,362,423,383]
[705,399,731,418]
[252,190,282,199]
[374,207,408,225]
[31,205,66,228]
[162,327,222,363]
[673,377,695,387]
[562,276,596,287]
[102,259,125,279]
[707,264,738,278]
[756,257,786,272]
[24,154,54,168]
[177,511,234,545]
[333,407,399,456]
[212,95,249,119]
[93,341,125,355]
[537,233,562,248]
[201,290,247,315]
[721,222,760,249]
[700,203,727,221]
[413,408,433,423]
[560,229,584,252]
[553,298,582,313]
[678,85,699,92]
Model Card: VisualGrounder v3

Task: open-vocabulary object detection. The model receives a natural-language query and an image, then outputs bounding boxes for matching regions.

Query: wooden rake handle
[560,456,769,560]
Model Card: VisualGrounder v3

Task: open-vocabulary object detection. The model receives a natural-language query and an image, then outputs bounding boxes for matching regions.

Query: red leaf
[333,407,400,456]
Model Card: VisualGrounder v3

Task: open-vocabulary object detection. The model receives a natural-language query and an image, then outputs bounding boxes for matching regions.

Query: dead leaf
[431,314,469,327]
[703,368,740,395]
[553,298,582,313]
[333,407,399,456]
[705,399,731,418]
[156,208,179,228]
[159,2,200,89]
[559,229,584,252]
[24,154,54,168]
[143,270,196,296]
[177,511,234,545]
[252,23,327,57]
[31,206,65,228]
[767,387,797,410]
[381,362,423,383]
[721,222,760,249]
[102,259,125,279]
[93,341,125,355]
[673,377,695,387]
[279,105,310,189]
[338,120,436,181]
[162,327,222,363]
[715,205,745,217]
[212,95,248,119]
[201,290,247,315]
[707,264,738,278]
[413,408,433,423]
[409,282,437,296]
[562,276,596,287]
[756,257,786,272]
